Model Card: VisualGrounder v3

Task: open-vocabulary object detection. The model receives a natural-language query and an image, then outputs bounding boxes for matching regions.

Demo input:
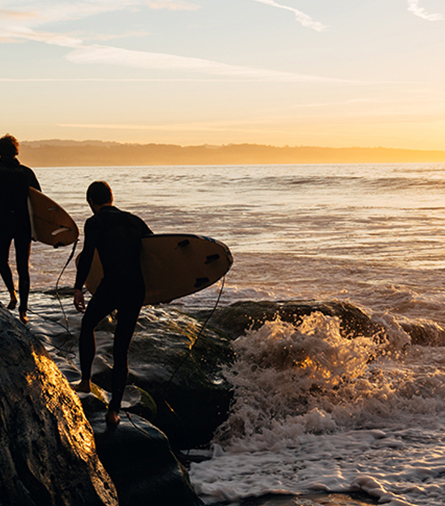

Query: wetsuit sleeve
[29,171,41,192]
[138,216,153,237]
[21,164,41,192]
[74,219,96,290]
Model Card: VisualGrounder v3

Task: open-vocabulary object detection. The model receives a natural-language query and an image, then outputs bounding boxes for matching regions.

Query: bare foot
[73,380,92,393]
[105,410,120,426]
[7,292,17,310]
[19,311,29,324]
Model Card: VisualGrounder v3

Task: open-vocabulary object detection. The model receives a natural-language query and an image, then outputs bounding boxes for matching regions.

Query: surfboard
[81,233,233,305]
[28,188,79,248]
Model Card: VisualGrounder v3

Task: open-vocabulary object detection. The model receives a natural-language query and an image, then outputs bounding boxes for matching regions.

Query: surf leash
[120,278,226,451]
[29,239,79,356]
[155,276,226,449]
[54,239,79,333]
[165,275,226,390]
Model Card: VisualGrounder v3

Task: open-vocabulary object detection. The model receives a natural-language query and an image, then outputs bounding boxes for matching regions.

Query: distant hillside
[18,140,445,167]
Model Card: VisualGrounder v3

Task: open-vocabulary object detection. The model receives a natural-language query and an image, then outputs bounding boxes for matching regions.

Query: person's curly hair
[0,134,19,157]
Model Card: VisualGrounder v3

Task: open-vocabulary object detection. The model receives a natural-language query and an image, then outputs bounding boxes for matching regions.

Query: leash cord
[121,278,226,453]
[55,239,78,336]
[165,276,225,391]
[28,240,79,356]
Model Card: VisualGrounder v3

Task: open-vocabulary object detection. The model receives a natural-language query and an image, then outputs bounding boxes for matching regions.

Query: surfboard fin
[205,254,220,264]
[194,277,210,288]
[177,239,190,248]
[51,226,71,236]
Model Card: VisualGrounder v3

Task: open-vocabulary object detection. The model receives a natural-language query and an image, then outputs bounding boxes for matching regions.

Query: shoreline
[20,141,445,167]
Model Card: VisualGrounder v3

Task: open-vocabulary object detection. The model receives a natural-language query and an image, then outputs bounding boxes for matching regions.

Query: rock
[87,407,204,506]
[0,306,118,506]
[87,307,234,448]
[0,303,205,506]
[206,300,386,341]
[238,491,378,505]
[400,320,445,346]
[69,301,387,449]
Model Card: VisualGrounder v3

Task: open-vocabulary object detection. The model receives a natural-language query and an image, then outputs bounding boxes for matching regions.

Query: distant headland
[19,140,445,167]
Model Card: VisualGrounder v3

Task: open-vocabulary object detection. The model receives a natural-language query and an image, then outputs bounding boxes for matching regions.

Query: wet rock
[76,387,204,505]
[206,299,444,347]
[400,320,445,346]
[239,491,378,505]
[88,307,234,448]
[205,300,386,341]
[0,306,118,506]
[87,407,204,506]
[27,300,397,451]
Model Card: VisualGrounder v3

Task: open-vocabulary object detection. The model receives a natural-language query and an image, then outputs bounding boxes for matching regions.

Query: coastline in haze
[19,140,445,167]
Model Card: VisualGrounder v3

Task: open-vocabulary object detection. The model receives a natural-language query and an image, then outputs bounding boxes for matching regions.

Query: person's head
[0,134,19,158]
[86,181,113,211]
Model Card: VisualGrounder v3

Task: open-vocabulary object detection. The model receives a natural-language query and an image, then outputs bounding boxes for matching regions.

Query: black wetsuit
[75,205,153,412]
[0,157,41,312]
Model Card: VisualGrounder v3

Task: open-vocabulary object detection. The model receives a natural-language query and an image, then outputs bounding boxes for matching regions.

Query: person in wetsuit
[73,181,153,426]
[0,134,41,323]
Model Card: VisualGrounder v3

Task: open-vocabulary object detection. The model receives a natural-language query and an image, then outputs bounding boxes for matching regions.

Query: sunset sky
[1,0,445,149]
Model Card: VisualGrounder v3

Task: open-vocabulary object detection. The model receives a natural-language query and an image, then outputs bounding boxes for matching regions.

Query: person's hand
[74,288,86,313]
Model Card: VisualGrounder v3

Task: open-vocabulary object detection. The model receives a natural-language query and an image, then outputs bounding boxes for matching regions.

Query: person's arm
[138,216,154,237]
[23,166,41,192]
[73,288,86,313]
[74,220,96,312]
[29,172,41,192]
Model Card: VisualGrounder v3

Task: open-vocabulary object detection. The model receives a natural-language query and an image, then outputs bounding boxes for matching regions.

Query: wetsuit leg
[108,292,144,413]
[14,233,31,313]
[79,287,116,383]
[0,232,14,294]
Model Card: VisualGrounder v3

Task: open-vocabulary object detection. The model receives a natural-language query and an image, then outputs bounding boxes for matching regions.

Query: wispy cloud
[251,0,326,31]
[0,0,385,85]
[0,1,331,81]
[0,0,196,27]
[83,31,152,42]
[58,123,205,131]
[56,121,296,135]
[0,2,136,44]
[146,0,199,10]
[0,9,36,20]
[0,1,415,85]
[407,0,444,21]
[0,1,197,44]
[65,43,356,83]
[3,26,83,48]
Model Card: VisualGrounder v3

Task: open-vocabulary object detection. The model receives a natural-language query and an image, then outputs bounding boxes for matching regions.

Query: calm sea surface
[6,163,445,506]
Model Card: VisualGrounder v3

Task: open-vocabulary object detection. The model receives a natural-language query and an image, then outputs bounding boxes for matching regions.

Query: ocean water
[5,163,445,506]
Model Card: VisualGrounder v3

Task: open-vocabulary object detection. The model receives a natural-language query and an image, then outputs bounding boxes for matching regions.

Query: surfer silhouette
[0,134,41,323]
[73,181,153,426]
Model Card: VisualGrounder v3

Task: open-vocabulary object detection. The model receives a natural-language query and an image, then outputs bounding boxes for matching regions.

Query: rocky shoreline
[0,304,203,506]
[1,296,406,505]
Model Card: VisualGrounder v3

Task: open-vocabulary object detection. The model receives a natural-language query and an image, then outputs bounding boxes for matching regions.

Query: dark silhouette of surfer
[0,134,41,323]
[73,181,153,426]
